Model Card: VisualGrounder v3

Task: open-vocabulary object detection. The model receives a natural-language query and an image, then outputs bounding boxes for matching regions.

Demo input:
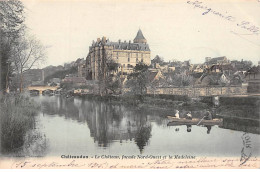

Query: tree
[126,63,149,101]
[101,60,120,95]
[168,71,193,87]
[0,0,25,93]
[151,55,164,65]
[12,35,46,92]
[96,43,120,95]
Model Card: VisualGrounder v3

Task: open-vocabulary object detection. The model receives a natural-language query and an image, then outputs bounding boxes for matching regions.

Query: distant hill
[44,66,77,83]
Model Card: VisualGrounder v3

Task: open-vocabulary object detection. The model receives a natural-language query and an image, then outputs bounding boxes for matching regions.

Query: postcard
[0,0,259,169]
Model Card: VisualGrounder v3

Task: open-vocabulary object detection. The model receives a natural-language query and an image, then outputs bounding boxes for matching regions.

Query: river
[8,96,260,158]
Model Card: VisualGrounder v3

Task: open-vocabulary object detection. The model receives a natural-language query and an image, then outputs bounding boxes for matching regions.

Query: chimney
[97,38,101,43]
[129,40,131,44]
[118,39,121,44]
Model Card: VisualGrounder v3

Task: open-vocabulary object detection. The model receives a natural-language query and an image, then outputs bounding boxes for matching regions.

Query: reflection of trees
[135,125,151,154]
[221,117,260,134]
[40,97,79,121]
[39,97,160,152]
[82,101,153,152]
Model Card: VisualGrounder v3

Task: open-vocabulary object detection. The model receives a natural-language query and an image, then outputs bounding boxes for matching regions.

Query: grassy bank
[0,94,39,153]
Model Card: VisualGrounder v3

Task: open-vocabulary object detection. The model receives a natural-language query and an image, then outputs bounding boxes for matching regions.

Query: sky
[23,0,260,67]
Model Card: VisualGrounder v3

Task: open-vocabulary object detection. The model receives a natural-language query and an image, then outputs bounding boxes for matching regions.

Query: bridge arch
[28,86,59,95]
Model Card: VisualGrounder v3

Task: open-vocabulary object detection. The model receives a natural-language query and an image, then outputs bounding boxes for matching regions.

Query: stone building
[245,65,260,93]
[77,58,86,77]
[86,29,151,80]
[205,56,230,66]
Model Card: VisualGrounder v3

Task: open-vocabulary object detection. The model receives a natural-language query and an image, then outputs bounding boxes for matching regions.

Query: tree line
[0,0,46,93]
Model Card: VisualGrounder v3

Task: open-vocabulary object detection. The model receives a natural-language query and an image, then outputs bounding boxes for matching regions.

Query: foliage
[151,55,165,65]
[60,82,73,90]
[11,35,46,92]
[0,0,25,93]
[98,55,120,95]
[126,63,149,100]
[0,94,39,152]
[44,66,77,83]
[167,71,193,87]
[0,0,46,93]
[135,125,151,153]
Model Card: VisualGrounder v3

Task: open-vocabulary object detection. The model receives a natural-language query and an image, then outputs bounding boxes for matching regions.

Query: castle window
[141,58,143,62]
[136,58,138,62]
[128,57,130,62]
[136,53,138,57]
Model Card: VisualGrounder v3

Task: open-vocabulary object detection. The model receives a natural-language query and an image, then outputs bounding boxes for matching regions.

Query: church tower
[133,29,147,44]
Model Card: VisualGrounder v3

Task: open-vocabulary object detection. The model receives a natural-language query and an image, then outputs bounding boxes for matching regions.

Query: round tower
[133,29,147,44]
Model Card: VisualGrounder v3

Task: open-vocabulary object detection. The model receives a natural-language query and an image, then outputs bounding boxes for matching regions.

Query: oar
[197,116,205,126]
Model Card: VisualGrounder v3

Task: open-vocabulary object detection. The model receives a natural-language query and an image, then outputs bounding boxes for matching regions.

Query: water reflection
[206,126,212,134]
[27,96,260,157]
[221,117,260,135]
[38,96,158,153]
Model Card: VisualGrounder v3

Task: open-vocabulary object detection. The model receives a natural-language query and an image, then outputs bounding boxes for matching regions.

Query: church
[86,29,151,80]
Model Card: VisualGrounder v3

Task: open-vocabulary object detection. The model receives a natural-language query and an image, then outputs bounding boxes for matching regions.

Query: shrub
[0,94,39,152]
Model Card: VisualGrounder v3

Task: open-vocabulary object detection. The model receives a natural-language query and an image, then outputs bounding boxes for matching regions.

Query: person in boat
[204,111,213,120]
[175,110,180,118]
[185,111,192,120]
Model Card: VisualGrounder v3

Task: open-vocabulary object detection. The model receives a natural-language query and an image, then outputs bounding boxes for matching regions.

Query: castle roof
[207,56,227,64]
[106,42,150,51]
[133,29,147,44]
[90,29,150,51]
[134,29,146,40]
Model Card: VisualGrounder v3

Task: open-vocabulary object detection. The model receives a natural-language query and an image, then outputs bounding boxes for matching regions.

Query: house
[209,65,222,73]
[231,60,252,74]
[205,56,230,66]
[190,72,204,86]
[245,66,260,93]
[147,70,166,87]
[62,76,87,87]
[192,64,204,73]
[196,72,230,86]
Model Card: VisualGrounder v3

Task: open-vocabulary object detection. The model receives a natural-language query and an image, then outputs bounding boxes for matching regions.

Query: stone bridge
[28,86,59,94]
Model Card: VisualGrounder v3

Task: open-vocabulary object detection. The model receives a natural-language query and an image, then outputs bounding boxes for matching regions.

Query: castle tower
[133,29,147,44]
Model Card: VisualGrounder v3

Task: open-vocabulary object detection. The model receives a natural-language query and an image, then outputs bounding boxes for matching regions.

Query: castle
[86,29,151,80]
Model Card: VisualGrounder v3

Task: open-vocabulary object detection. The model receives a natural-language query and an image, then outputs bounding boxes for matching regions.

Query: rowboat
[167,116,223,126]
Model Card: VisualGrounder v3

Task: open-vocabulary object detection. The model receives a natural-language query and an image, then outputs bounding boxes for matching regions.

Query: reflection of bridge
[28,86,59,94]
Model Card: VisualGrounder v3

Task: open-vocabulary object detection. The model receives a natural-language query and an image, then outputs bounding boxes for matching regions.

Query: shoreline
[73,93,260,120]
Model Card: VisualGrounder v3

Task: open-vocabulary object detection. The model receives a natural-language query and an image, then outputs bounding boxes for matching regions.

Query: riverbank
[76,93,260,120]
[0,94,39,153]
[76,94,212,117]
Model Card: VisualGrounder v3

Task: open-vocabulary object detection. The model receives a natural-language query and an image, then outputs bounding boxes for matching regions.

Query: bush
[0,94,39,152]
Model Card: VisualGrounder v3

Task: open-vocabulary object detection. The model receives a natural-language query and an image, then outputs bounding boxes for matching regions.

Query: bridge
[28,85,59,95]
